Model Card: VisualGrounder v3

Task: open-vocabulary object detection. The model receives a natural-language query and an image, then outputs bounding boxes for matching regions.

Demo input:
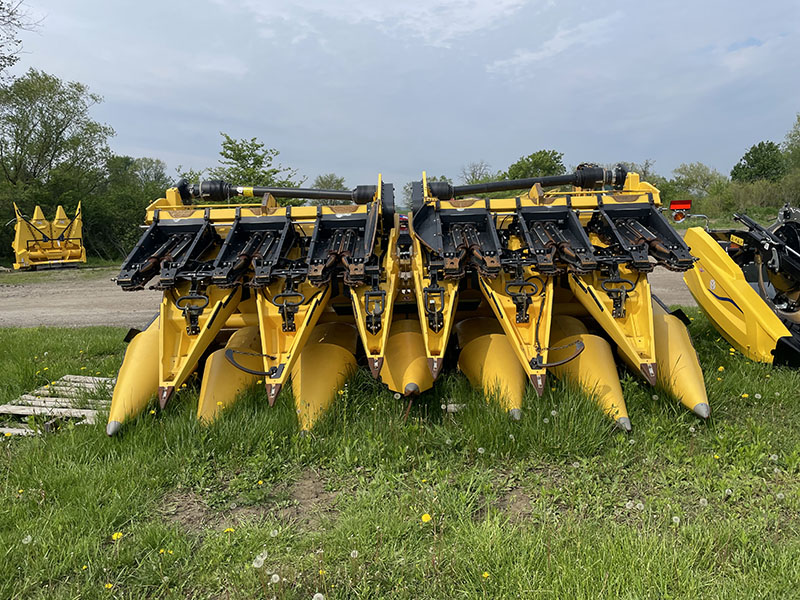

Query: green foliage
[671,162,727,197]
[504,149,566,180]
[459,160,494,185]
[784,113,800,171]
[2,314,800,598]
[311,172,348,205]
[208,133,303,206]
[730,141,787,183]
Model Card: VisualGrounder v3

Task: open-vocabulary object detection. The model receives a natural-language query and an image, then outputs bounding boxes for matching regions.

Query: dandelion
[17,489,23,494]
[741,393,749,398]
[159,549,165,554]
[625,501,634,510]
[253,556,265,569]
[672,516,680,525]
[3,432,11,437]
[777,492,785,500]
[111,532,123,542]
[337,390,344,396]
[445,438,452,445]
[572,461,580,468]
[543,418,549,424]
[482,571,490,579]
[509,434,515,441]
[699,498,708,507]
[224,527,234,533]
[477,447,485,454]
[350,549,359,559]
[755,393,762,399]
[689,426,696,433]
[95,371,100,375]
[716,377,722,381]
[43,367,48,371]
[168,550,173,555]
[636,502,644,510]
[82,565,88,570]
[270,529,278,537]
[313,594,325,600]
[714,454,720,459]
[216,401,223,407]
[318,569,326,576]
[150,410,156,415]
[104,583,114,589]
[770,454,778,462]
[651,394,659,401]
[766,374,771,378]
[550,410,557,417]
[775,392,781,397]
[21,535,32,544]
[629,438,635,445]
[774,467,780,474]
[725,488,733,496]
[717,366,725,372]
[80,366,86,370]
[421,513,432,523]
[271,574,280,584]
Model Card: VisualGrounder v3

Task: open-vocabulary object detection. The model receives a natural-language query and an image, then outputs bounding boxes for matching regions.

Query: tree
[83,155,171,258]
[730,141,787,183]
[310,172,349,206]
[505,150,565,180]
[0,69,114,189]
[206,133,303,206]
[671,162,727,197]
[784,113,800,171]
[0,2,38,77]
[460,160,493,185]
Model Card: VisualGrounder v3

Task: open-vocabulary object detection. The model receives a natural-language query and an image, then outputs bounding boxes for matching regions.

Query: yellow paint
[196,326,261,423]
[380,318,434,395]
[12,202,86,270]
[683,226,790,363]
[108,320,160,430]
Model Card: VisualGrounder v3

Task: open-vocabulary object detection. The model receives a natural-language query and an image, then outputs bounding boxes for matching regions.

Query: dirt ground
[0,265,695,329]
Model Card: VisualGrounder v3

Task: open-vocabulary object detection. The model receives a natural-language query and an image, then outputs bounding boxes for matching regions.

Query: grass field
[1,312,800,599]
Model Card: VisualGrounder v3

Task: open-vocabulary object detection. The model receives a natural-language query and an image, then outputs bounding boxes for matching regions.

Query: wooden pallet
[2,375,114,436]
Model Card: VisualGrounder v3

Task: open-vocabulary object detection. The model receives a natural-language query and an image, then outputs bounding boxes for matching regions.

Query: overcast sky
[13,0,800,189]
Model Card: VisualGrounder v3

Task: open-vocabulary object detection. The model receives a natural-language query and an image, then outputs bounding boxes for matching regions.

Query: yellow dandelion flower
[82,565,88,570]
[337,389,344,395]
[159,549,165,554]
[150,410,156,415]
[256,379,263,384]
[717,366,724,372]
[257,480,263,485]
[216,401,223,407]
[421,479,427,483]
[35,370,40,375]
[741,393,749,398]
[4,432,11,437]
[95,371,101,375]
[111,532,123,541]
[17,489,23,494]
[104,583,113,589]
[717,377,722,381]
[79,350,83,353]
[319,569,326,575]
[43,367,48,371]
[689,317,695,321]
[168,550,173,555]
[224,527,234,533]
[766,374,771,378]
[714,454,720,459]
[421,513,432,523]
[80,366,86,370]
[482,571,490,579]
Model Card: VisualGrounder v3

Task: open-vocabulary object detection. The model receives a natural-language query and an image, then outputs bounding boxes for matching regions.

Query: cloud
[486,12,622,74]
[220,0,532,46]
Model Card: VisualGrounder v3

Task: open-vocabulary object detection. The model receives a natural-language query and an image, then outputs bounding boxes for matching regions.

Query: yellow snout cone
[107,320,160,435]
[291,322,358,431]
[379,318,434,396]
[652,302,710,418]
[548,315,630,431]
[197,326,262,423]
[455,318,526,418]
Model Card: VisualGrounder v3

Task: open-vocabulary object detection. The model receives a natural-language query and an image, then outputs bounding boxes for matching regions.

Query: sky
[13,0,800,190]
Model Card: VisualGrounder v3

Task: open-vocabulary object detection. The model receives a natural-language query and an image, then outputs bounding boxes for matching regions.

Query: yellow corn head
[11,203,86,270]
[108,165,711,436]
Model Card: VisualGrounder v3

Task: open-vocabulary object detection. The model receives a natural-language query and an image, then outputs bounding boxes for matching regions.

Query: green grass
[0,264,118,285]
[1,312,800,599]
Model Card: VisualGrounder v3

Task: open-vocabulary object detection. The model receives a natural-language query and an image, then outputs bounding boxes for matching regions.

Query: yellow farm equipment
[107,165,710,436]
[682,206,800,367]
[11,203,86,269]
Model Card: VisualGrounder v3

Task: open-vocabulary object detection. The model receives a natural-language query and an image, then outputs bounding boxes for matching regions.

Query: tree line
[1,66,798,263]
